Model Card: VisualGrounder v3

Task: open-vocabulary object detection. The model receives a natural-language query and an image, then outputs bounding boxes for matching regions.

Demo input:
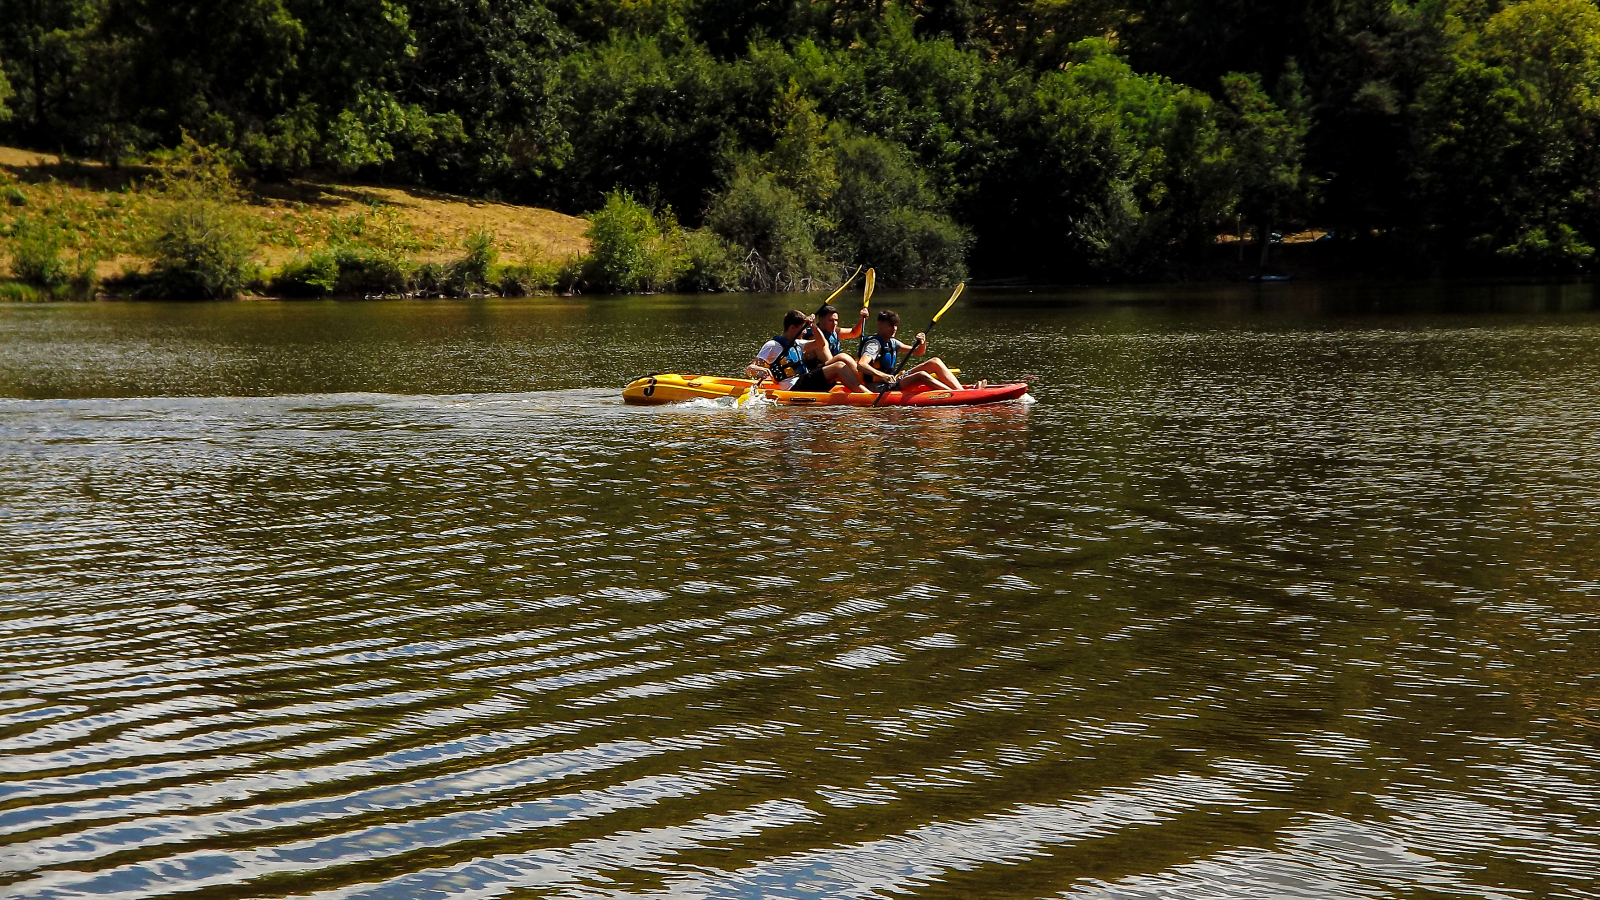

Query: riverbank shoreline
[2,145,1588,303]
[0,145,590,301]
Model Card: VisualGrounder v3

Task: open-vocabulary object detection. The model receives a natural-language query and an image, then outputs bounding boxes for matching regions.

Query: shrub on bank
[140,202,258,299]
[139,138,258,299]
[270,250,341,297]
[332,246,411,295]
[496,255,585,296]
[268,229,569,298]
[0,280,44,301]
[413,231,503,297]
[4,216,102,298]
[678,229,742,291]
[705,170,829,291]
[5,216,69,286]
[583,191,684,292]
[448,228,497,295]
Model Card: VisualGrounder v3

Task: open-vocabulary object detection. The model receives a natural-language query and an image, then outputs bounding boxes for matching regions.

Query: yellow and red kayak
[624,374,1029,408]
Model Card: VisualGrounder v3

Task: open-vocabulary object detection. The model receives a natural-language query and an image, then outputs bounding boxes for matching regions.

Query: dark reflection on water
[2,286,1599,899]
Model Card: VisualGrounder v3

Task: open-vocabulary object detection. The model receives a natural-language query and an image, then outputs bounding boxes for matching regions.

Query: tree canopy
[4,0,1598,281]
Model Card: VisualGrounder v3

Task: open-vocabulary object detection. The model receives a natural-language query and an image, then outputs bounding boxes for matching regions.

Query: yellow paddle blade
[931,282,965,323]
[863,268,876,310]
[823,265,863,306]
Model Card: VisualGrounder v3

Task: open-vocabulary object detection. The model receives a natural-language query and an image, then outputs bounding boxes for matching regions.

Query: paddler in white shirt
[746,310,872,393]
[857,309,979,392]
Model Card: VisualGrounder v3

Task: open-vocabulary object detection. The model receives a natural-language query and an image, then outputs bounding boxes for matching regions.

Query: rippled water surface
[3,285,1600,899]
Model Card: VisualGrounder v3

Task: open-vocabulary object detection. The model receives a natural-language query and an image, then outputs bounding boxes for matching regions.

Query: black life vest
[767,334,811,383]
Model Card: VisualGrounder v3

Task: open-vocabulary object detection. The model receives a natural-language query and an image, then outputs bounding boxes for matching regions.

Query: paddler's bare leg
[904,358,962,391]
[893,371,940,392]
[823,357,872,392]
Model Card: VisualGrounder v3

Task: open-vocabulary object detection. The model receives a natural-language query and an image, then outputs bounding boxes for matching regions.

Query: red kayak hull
[765,382,1029,407]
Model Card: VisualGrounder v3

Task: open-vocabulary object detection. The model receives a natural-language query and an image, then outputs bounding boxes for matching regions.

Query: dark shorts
[793,370,831,392]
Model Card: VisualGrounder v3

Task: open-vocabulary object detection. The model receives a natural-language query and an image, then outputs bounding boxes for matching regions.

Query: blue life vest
[860,334,899,382]
[766,334,811,383]
[803,326,843,359]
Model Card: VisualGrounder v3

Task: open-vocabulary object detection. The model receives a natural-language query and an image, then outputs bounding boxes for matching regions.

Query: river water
[2,284,1599,899]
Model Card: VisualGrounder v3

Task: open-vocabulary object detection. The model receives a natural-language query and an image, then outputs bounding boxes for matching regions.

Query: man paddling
[802,303,870,382]
[747,310,872,393]
[857,309,978,392]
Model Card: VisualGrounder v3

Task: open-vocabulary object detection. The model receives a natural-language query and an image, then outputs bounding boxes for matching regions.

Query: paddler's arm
[839,307,869,340]
[800,316,832,367]
[857,346,893,383]
[746,344,778,381]
[908,334,928,357]
[807,337,832,366]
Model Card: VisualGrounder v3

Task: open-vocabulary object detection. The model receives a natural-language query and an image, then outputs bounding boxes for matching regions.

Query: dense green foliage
[5,214,68,285]
[137,140,259,299]
[5,0,1600,283]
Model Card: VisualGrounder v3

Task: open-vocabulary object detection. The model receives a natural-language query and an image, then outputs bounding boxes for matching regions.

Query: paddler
[747,310,872,393]
[801,303,871,381]
[857,309,980,392]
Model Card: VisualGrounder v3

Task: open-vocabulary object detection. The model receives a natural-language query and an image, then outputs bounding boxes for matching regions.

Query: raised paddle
[821,265,863,307]
[862,267,876,311]
[872,282,965,408]
[805,267,864,346]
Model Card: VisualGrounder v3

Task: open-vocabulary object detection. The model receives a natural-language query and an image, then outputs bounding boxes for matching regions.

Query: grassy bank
[0,145,589,300]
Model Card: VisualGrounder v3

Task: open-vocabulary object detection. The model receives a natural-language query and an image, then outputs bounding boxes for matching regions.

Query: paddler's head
[814,304,840,335]
[876,309,900,339]
[782,310,811,340]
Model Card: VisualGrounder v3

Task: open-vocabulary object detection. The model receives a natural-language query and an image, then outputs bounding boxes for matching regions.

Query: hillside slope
[0,147,589,287]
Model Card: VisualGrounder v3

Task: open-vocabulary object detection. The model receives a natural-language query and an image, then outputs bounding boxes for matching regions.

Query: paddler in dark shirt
[857,309,979,392]
[746,310,872,393]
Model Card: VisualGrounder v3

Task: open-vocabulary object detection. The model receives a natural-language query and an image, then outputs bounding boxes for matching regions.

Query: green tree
[1300,0,1455,236]
[826,135,968,286]
[981,38,1231,280]
[1415,0,1600,267]
[398,0,572,196]
[706,164,831,291]
[0,0,112,155]
[555,36,756,216]
[1219,64,1313,265]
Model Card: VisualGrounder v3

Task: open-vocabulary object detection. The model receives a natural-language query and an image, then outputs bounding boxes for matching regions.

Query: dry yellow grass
[252,182,589,267]
[0,147,59,168]
[0,145,590,280]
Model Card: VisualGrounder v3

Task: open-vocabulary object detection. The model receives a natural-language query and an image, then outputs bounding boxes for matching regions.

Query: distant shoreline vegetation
[4,0,1600,298]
